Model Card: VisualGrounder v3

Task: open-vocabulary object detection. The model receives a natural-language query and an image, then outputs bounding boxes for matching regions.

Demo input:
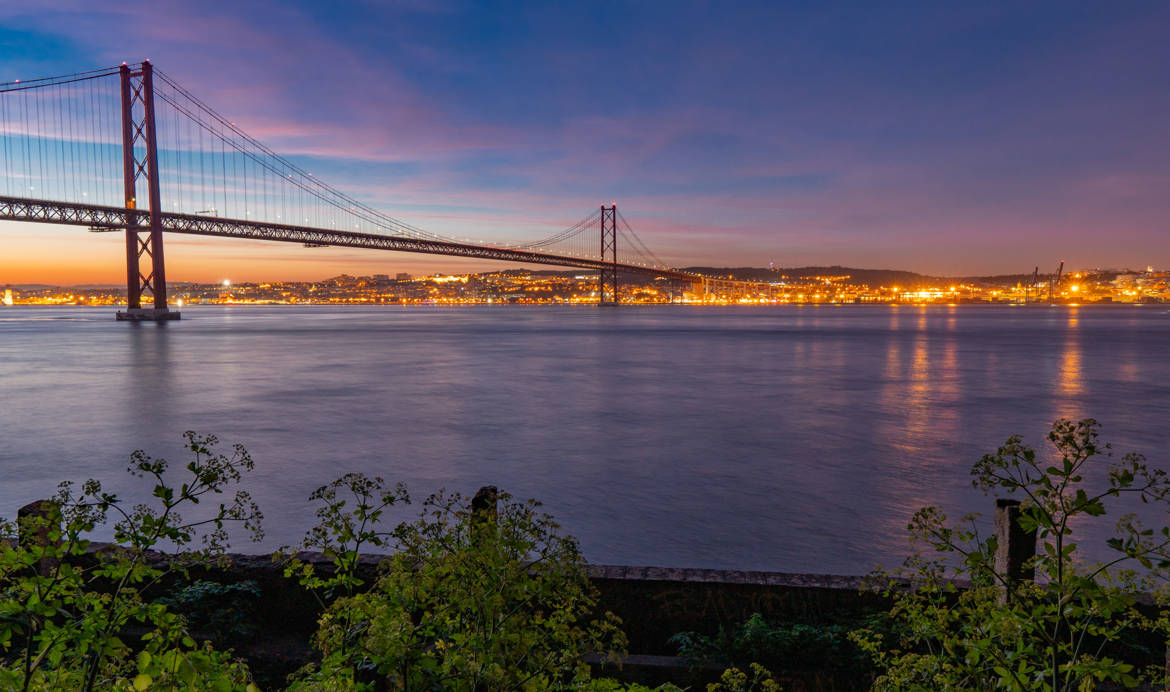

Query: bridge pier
[116,61,179,322]
[116,308,180,321]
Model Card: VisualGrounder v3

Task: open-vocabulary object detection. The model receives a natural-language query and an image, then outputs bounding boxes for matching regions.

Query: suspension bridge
[0,62,771,319]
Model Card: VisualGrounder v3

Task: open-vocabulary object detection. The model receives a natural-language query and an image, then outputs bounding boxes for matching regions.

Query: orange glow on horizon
[0,222,528,285]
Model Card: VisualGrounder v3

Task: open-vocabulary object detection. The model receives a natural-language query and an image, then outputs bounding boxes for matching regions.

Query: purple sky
[2,1,1169,281]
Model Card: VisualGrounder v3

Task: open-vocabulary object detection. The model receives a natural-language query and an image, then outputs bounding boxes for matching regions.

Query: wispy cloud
[1,0,1169,279]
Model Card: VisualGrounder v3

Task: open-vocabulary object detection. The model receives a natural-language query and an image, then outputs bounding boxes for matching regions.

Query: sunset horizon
[2,1,1168,282]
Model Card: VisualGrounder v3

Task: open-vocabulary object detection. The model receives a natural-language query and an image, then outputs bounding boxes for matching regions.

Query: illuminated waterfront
[1,304,1168,574]
[4,265,1167,306]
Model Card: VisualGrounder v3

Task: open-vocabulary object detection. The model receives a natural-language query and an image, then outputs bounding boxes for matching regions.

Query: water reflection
[904,312,931,452]
[1,305,1167,574]
[1054,308,1084,421]
[125,322,177,429]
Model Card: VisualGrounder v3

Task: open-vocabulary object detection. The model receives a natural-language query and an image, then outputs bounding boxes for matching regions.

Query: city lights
[2,267,1165,307]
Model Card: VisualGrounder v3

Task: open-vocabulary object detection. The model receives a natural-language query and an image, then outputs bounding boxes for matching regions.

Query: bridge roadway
[0,195,699,283]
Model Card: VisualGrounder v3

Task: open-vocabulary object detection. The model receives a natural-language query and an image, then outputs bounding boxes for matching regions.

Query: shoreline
[0,300,1163,308]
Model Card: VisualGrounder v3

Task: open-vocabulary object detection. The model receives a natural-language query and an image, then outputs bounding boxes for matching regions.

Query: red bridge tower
[116,61,178,321]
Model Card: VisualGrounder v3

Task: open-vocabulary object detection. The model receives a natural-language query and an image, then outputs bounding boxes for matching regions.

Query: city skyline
[2,1,1169,283]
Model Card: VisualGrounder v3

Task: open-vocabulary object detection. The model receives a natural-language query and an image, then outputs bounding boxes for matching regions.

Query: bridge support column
[117,61,178,322]
[599,204,618,305]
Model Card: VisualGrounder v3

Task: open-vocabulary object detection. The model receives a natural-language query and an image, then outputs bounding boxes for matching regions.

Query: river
[1,304,1167,574]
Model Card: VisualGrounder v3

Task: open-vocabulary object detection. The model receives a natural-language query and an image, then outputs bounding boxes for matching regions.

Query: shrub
[281,473,410,606]
[289,482,626,691]
[671,613,870,676]
[705,664,782,692]
[854,418,1170,691]
[156,579,262,645]
[0,431,263,691]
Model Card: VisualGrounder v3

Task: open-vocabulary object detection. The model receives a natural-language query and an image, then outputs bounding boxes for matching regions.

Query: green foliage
[280,473,409,605]
[0,431,263,691]
[156,580,262,644]
[578,679,682,691]
[854,418,1170,691]
[705,663,782,692]
[671,613,869,675]
[580,669,779,692]
[126,620,257,692]
[290,483,627,691]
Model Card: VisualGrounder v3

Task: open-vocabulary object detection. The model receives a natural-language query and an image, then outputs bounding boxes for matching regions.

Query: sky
[1,0,1168,284]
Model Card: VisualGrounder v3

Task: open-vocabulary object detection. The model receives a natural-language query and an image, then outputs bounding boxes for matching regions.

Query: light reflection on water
[1056,309,1085,421]
[0,304,1168,574]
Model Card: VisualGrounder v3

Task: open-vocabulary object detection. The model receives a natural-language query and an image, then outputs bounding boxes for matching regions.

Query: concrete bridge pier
[116,307,180,321]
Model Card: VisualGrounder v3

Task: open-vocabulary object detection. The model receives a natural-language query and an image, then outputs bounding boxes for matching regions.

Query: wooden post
[994,498,1036,603]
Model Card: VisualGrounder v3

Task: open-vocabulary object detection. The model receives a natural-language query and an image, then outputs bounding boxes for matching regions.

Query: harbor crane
[1048,260,1065,302]
[1025,266,1039,303]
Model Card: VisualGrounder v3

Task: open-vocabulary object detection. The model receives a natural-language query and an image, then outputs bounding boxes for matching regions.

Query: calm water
[1,304,1168,574]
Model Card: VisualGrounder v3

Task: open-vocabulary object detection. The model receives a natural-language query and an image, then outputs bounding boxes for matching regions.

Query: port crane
[1024,266,1039,303]
[1048,260,1065,302]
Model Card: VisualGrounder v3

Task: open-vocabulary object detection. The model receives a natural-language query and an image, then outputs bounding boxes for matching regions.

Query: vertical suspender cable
[84,78,92,201]
[220,124,226,218]
[59,84,67,201]
[1,87,9,197]
[68,84,77,201]
[70,83,79,201]
[242,130,248,219]
[199,100,206,212]
[37,88,46,197]
[30,87,38,196]
[21,90,30,194]
[52,84,59,200]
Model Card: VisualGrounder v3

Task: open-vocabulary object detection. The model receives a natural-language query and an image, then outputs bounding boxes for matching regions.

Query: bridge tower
[116,61,179,321]
[599,204,618,305]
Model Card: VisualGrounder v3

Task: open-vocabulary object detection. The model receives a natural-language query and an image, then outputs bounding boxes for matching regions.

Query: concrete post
[471,486,498,545]
[18,499,59,575]
[17,500,56,547]
[993,498,1036,602]
[472,486,498,521]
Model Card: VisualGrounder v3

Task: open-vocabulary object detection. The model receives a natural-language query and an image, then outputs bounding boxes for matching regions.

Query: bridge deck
[0,195,696,282]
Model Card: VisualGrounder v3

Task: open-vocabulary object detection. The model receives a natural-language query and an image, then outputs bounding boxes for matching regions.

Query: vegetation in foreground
[3,419,1169,690]
[855,418,1170,691]
[0,432,262,691]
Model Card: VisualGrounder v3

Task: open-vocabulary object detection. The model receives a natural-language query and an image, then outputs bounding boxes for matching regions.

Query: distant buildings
[4,268,1166,306]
